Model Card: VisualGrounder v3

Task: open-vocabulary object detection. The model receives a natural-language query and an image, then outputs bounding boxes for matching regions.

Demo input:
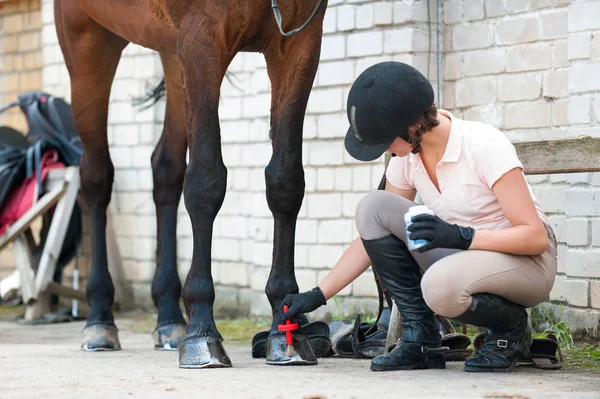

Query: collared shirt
[386,109,549,231]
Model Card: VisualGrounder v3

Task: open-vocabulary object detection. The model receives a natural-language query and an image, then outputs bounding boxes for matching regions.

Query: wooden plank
[13,236,35,303]
[515,136,600,175]
[0,183,66,251]
[46,281,86,302]
[33,167,80,296]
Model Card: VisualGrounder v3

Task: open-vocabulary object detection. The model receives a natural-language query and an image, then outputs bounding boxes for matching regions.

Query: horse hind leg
[55,0,128,351]
[149,52,188,351]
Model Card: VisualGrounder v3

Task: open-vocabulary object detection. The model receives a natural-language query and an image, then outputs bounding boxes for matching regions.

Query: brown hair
[406,103,440,154]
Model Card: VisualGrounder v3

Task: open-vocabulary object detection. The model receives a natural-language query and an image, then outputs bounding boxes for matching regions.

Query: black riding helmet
[344,61,434,162]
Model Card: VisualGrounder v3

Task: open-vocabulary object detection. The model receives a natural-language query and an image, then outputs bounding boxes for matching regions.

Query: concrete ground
[1,318,599,399]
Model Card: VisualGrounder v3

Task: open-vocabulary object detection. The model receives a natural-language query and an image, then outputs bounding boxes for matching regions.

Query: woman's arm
[469,168,548,255]
[319,178,416,299]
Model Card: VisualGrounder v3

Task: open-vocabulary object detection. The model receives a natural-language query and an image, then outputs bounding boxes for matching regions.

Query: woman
[279,61,557,373]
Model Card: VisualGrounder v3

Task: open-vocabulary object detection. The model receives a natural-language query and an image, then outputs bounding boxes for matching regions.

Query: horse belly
[77,0,178,53]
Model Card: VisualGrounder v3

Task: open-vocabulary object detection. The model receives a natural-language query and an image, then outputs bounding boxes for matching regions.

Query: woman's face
[386,136,412,157]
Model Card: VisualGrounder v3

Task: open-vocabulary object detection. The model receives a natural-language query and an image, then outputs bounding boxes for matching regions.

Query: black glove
[406,213,475,253]
[279,286,326,322]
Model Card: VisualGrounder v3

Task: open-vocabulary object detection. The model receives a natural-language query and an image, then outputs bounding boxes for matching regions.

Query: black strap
[271,0,326,37]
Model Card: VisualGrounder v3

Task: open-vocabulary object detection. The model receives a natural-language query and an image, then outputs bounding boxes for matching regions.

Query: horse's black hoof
[178,336,232,369]
[153,323,187,351]
[81,324,121,352]
[265,333,317,365]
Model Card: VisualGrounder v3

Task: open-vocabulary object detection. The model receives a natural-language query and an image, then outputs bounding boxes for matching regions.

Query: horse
[54,0,328,368]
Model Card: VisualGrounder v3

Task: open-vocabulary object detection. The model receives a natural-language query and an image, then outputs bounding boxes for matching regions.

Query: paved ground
[1,318,599,399]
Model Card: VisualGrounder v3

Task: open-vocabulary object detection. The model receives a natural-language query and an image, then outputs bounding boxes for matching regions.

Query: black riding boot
[452,293,532,372]
[362,235,445,372]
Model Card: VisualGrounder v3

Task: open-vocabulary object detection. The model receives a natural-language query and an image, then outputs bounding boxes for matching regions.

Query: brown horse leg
[55,0,129,351]
[174,18,235,369]
[150,52,188,351]
[262,28,325,365]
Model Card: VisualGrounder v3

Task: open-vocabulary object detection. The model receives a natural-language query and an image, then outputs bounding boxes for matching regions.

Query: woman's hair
[407,103,440,154]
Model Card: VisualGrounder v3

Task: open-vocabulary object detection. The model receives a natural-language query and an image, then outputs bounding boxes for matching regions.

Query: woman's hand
[407,214,475,252]
[279,287,327,322]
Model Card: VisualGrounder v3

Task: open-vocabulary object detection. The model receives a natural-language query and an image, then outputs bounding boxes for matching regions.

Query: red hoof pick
[278,305,299,356]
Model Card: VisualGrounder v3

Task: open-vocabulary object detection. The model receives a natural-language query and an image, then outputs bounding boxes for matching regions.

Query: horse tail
[133,76,166,110]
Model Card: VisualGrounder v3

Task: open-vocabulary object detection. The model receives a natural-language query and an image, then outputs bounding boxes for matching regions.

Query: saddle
[0,92,83,306]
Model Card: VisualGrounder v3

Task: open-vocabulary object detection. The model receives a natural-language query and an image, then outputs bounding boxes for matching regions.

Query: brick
[463,104,504,128]
[444,53,462,81]
[593,173,600,187]
[307,140,344,166]
[548,215,566,243]
[219,97,242,120]
[442,83,455,109]
[456,77,496,107]
[335,168,352,191]
[568,32,591,60]
[356,3,374,29]
[337,5,356,31]
[342,192,364,218]
[541,10,567,40]
[496,16,540,45]
[557,244,567,273]
[219,262,247,286]
[308,244,345,268]
[352,165,372,191]
[294,269,317,292]
[506,0,529,14]
[242,94,270,118]
[592,33,600,62]
[307,88,343,114]
[549,274,567,301]
[552,40,569,68]
[320,35,345,62]
[592,281,600,309]
[318,60,354,86]
[323,7,336,34]
[568,1,600,32]
[3,14,22,33]
[506,43,551,72]
[373,1,392,25]
[569,63,600,93]
[317,113,347,139]
[305,168,317,192]
[485,0,506,17]
[552,99,569,125]
[595,95,600,122]
[317,168,335,191]
[383,28,413,54]
[566,218,589,246]
[543,70,568,99]
[567,173,590,185]
[568,96,591,125]
[504,101,550,129]
[565,279,588,307]
[566,189,594,216]
[499,73,541,102]
[462,49,506,77]
[531,186,567,213]
[318,220,353,244]
[443,0,463,24]
[240,143,271,167]
[393,1,428,24]
[307,194,342,219]
[453,22,493,50]
[463,0,484,21]
[352,272,378,297]
[347,32,383,57]
[592,219,600,247]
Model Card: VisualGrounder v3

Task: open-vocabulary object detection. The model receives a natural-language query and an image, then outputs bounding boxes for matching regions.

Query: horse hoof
[266,333,317,365]
[81,324,121,352]
[153,323,187,351]
[178,336,232,369]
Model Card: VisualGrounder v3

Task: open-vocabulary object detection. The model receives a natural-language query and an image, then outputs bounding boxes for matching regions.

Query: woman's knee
[421,262,471,318]
[355,190,412,239]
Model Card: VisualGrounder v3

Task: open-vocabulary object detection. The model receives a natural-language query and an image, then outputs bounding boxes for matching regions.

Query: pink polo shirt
[386,110,549,231]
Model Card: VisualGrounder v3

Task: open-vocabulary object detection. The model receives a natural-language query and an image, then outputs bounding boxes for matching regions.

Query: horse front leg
[175,21,234,369]
[263,27,324,366]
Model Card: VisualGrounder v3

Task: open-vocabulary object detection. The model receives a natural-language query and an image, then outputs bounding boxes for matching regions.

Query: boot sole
[371,358,446,372]
[464,363,516,373]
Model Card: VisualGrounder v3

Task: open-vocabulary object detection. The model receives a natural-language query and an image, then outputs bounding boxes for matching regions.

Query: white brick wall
[30,0,600,330]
